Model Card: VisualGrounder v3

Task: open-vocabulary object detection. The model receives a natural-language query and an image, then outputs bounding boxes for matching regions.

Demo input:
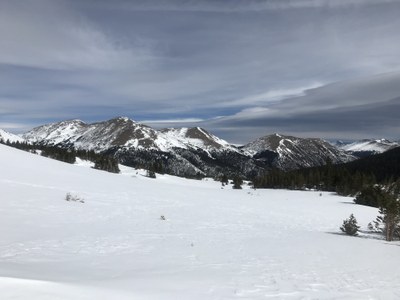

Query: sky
[1,0,400,144]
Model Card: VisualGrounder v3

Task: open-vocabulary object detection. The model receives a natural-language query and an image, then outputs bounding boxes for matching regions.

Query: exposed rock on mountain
[22,119,358,177]
[23,117,261,178]
[242,133,355,171]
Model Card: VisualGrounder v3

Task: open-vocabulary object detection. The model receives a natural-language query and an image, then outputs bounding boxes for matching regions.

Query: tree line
[1,139,120,173]
[253,147,400,197]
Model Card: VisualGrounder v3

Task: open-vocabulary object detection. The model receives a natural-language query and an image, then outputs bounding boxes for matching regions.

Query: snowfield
[1,144,400,299]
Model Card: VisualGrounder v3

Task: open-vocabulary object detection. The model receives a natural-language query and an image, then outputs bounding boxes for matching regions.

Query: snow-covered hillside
[0,129,25,143]
[242,133,355,170]
[160,127,239,153]
[23,117,237,153]
[1,144,400,299]
[338,139,399,156]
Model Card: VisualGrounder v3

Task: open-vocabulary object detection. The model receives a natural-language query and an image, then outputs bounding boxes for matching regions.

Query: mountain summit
[242,133,355,170]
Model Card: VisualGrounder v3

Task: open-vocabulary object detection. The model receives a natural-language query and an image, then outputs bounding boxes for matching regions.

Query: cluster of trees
[343,180,400,241]
[1,139,120,173]
[93,156,120,173]
[253,147,400,197]
[252,160,377,196]
[215,173,244,189]
[367,181,400,241]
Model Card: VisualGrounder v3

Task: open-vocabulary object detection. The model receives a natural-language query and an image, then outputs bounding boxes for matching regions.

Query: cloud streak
[1,0,400,143]
[94,0,400,13]
[0,0,154,70]
[190,73,400,143]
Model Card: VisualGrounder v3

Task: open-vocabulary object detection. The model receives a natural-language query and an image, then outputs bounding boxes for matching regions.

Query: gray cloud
[180,73,400,143]
[1,0,400,143]
[88,0,400,12]
[0,0,154,70]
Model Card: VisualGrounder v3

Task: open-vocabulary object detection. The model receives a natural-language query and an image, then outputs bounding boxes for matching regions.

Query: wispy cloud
[99,0,399,13]
[213,84,323,108]
[1,0,400,142]
[0,0,154,70]
[199,72,400,142]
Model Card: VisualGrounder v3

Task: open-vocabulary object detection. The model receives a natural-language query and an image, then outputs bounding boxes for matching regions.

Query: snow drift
[1,144,399,299]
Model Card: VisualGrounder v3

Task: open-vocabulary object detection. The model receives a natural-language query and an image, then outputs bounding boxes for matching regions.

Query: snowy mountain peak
[22,118,238,155]
[160,127,236,152]
[106,116,136,124]
[337,138,399,157]
[242,133,355,170]
[117,116,131,122]
[22,119,87,145]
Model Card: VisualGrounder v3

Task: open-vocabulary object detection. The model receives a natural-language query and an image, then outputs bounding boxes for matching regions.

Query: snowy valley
[1,143,400,299]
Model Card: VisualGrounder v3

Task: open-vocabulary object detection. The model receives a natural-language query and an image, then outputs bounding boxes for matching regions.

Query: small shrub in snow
[340,214,360,236]
[65,192,85,203]
[146,169,156,178]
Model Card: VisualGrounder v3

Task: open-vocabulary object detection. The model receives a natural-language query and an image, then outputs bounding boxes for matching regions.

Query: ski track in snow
[1,144,400,299]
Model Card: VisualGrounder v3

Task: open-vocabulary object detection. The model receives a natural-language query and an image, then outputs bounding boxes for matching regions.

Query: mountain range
[1,117,397,178]
[334,139,399,158]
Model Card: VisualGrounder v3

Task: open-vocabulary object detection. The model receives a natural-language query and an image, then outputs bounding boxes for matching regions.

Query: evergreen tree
[232,175,243,189]
[220,174,229,186]
[378,182,400,241]
[340,214,360,236]
[354,185,382,207]
[94,156,120,173]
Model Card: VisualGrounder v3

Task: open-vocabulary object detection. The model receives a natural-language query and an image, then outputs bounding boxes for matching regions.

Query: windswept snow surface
[1,144,400,299]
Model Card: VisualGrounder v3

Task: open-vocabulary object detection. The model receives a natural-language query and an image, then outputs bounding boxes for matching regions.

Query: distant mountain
[23,117,262,178]
[23,117,238,153]
[343,146,400,182]
[241,133,355,171]
[252,141,400,195]
[23,118,156,151]
[22,118,360,177]
[336,139,399,158]
[0,129,25,144]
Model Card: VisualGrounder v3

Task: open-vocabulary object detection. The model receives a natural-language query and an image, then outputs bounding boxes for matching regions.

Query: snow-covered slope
[338,139,399,157]
[242,133,355,170]
[22,119,86,145]
[159,127,239,152]
[2,144,400,299]
[0,129,25,143]
[22,117,248,178]
[23,117,237,153]
[23,117,160,151]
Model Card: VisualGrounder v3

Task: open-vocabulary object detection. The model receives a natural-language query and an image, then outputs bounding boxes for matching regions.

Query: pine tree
[378,183,400,241]
[232,175,243,189]
[220,174,229,186]
[340,214,360,236]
